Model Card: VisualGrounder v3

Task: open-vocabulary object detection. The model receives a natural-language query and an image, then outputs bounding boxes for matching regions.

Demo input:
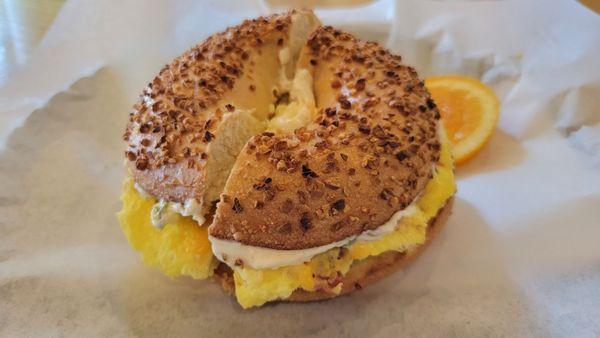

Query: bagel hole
[267,68,317,134]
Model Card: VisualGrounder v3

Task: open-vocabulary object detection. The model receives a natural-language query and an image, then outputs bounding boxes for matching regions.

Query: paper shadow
[0,66,129,260]
[500,195,600,337]
[456,129,526,179]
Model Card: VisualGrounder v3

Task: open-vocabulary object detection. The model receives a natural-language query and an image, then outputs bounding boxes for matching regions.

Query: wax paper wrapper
[0,0,599,336]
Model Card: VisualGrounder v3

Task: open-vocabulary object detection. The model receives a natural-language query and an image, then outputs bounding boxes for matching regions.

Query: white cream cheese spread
[150,198,205,229]
[209,200,419,270]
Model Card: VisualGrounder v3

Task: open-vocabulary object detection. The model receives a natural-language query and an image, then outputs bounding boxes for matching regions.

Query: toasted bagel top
[209,26,442,250]
[123,10,320,209]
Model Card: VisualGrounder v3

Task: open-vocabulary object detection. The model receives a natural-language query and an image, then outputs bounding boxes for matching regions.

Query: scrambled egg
[118,180,217,279]
[118,134,455,308]
[234,248,353,308]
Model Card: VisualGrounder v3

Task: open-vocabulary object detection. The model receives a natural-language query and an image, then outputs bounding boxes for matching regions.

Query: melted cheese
[118,179,217,279]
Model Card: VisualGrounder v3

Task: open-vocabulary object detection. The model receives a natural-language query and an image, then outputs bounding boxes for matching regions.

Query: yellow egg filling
[118,180,217,279]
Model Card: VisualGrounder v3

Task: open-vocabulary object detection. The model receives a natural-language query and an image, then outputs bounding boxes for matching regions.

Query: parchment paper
[1,0,599,337]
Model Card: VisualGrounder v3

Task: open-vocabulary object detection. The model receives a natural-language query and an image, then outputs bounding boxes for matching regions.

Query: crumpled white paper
[0,0,599,336]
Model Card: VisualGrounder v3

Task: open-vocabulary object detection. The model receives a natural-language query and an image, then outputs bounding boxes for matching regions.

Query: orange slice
[425,75,500,165]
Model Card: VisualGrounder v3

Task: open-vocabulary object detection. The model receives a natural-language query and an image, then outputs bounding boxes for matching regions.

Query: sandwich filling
[118,129,454,308]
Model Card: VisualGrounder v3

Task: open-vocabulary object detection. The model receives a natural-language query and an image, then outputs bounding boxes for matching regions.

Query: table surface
[0,0,598,86]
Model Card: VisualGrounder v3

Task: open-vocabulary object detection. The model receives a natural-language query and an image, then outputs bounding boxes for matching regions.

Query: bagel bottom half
[213,197,453,304]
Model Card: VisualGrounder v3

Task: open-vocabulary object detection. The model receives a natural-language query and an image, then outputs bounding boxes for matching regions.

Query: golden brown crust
[210,26,442,249]
[123,10,315,203]
[213,197,453,304]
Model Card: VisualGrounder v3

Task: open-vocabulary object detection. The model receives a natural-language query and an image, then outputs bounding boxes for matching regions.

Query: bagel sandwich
[119,9,455,309]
